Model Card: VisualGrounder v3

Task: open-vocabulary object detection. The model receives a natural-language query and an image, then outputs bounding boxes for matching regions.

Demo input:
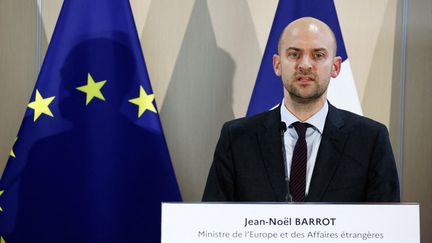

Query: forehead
[280,25,335,52]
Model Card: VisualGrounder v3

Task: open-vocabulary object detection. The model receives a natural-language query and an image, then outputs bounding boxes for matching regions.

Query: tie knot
[292,122,311,138]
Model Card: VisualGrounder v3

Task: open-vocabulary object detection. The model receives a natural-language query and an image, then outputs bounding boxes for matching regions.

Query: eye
[287,51,300,59]
[314,52,326,60]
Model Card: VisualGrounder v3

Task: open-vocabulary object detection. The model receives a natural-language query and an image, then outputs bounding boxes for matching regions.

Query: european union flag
[0,0,181,242]
[247,0,362,116]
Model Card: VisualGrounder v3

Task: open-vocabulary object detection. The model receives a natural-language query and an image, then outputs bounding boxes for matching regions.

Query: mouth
[296,76,315,83]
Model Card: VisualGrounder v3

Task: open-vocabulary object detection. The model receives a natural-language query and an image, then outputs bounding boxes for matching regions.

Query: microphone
[279,122,287,133]
[280,122,292,202]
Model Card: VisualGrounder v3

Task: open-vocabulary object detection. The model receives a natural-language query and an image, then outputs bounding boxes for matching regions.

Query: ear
[331,56,342,78]
[273,54,281,76]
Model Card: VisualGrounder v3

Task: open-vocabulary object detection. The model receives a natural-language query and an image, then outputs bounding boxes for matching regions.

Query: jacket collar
[306,103,349,201]
[257,105,287,201]
[256,102,349,202]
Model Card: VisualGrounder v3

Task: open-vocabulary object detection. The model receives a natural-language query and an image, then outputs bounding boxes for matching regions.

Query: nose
[298,55,312,72]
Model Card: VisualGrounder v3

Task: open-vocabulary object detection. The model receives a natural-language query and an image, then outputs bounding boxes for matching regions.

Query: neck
[283,92,326,121]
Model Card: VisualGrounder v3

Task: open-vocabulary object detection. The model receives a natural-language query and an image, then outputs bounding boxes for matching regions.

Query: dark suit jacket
[202,103,400,202]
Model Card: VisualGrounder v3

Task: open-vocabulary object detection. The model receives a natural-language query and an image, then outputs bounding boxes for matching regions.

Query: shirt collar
[280,99,328,134]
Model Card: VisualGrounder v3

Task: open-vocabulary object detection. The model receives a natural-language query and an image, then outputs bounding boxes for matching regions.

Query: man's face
[273,23,341,104]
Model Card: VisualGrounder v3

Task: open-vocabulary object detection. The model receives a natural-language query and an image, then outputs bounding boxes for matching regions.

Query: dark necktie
[289,122,311,202]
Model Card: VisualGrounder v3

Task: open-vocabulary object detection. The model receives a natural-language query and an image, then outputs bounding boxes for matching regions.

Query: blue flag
[0,0,181,242]
[247,0,362,116]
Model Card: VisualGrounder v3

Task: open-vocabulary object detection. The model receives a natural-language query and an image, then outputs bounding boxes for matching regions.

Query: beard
[284,70,329,104]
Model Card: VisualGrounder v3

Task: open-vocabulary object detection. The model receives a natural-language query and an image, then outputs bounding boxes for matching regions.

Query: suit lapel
[306,104,349,202]
[256,107,287,201]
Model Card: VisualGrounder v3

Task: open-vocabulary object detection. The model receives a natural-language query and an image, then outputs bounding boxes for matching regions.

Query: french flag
[247,0,362,116]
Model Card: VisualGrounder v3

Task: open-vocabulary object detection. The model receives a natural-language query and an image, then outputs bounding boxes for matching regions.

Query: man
[202,17,400,202]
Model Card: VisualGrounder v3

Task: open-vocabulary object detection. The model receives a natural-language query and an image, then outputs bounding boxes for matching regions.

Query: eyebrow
[286,47,301,52]
[313,48,328,53]
[285,47,329,53]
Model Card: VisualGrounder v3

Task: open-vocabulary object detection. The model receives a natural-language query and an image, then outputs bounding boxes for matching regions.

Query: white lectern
[162,203,419,243]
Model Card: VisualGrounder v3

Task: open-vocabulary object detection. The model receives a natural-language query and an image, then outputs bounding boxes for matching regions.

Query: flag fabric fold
[0,0,181,242]
[247,0,362,116]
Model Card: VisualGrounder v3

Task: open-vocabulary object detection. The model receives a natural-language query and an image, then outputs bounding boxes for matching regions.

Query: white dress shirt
[280,100,328,195]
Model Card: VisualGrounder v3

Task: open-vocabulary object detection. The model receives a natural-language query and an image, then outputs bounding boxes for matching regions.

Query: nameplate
[161,203,419,243]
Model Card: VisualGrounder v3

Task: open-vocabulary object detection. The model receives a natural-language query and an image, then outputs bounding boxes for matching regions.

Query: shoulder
[329,104,388,135]
[221,108,278,136]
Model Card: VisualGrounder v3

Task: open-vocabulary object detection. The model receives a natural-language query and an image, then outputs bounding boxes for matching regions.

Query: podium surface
[162,203,419,243]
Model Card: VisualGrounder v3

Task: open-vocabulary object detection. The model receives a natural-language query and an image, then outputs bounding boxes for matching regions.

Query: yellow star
[76,73,107,105]
[0,236,5,243]
[10,137,17,158]
[27,89,55,122]
[128,85,157,117]
[0,190,4,212]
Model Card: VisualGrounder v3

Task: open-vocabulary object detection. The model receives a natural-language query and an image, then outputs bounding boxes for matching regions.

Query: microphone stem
[280,126,292,202]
